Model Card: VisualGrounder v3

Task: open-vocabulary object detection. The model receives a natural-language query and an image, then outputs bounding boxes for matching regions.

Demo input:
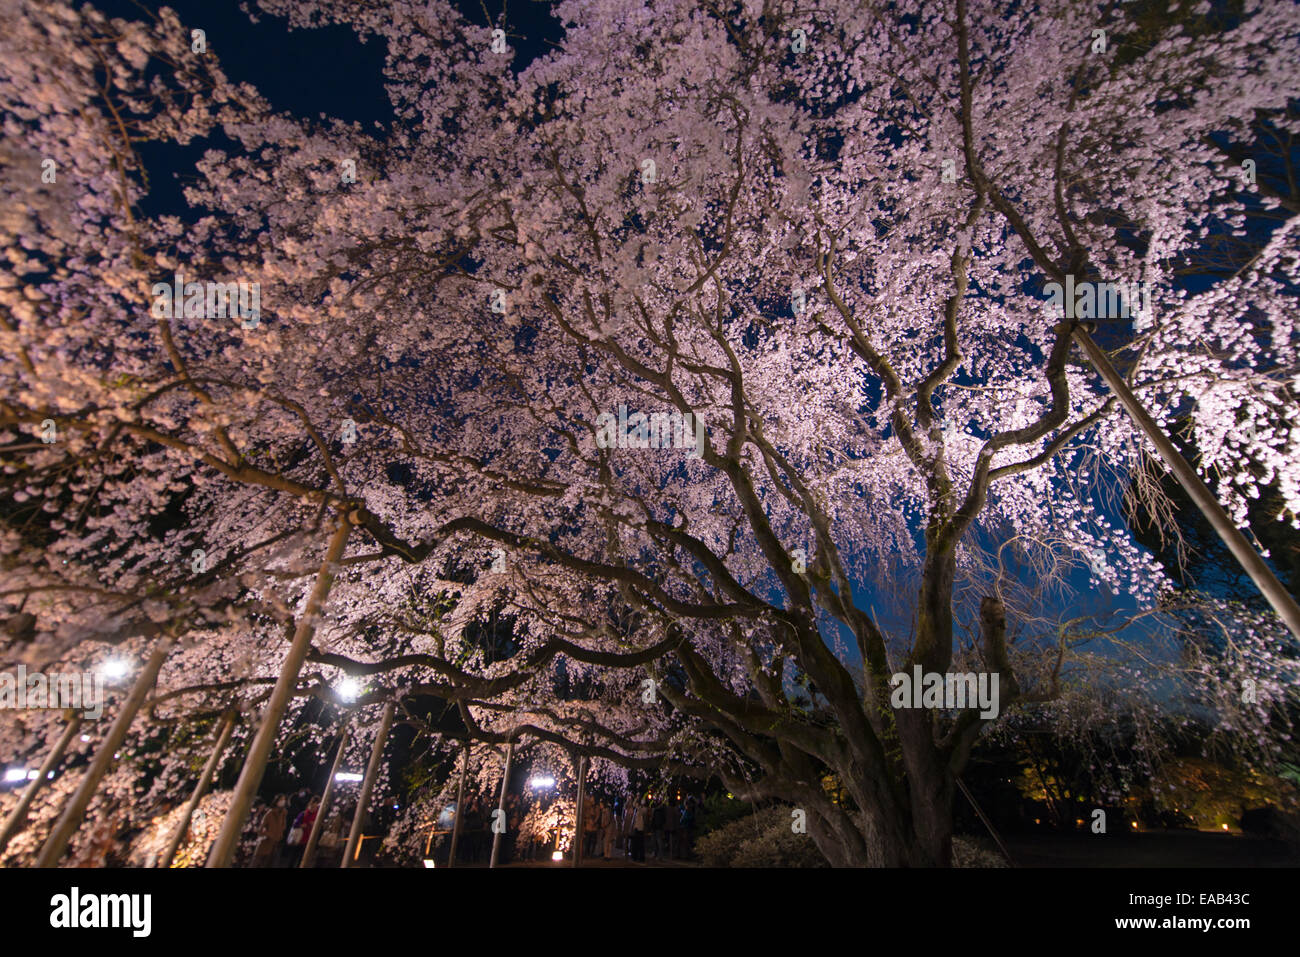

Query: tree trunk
[808,797,955,867]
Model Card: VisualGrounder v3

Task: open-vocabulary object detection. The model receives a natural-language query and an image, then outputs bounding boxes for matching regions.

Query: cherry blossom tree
[302,0,1298,866]
[2,0,1298,868]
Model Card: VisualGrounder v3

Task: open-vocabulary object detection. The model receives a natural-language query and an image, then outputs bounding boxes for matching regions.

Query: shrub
[695,803,1010,867]
[695,804,827,867]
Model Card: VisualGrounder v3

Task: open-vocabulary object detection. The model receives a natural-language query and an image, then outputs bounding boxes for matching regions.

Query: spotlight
[100,659,129,680]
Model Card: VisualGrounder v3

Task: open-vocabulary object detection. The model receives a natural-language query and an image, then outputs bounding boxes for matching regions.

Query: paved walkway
[1003,830,1296,867]
[504,855,700,868]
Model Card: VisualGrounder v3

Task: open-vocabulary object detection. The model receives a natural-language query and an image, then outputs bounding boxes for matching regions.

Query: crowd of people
[605,794,699,863]
[434,790,700,865]
[249,790,356,867]
[244,787,700,866]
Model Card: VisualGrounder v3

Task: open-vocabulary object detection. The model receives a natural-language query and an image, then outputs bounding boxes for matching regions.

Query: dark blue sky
[100,0,563,218]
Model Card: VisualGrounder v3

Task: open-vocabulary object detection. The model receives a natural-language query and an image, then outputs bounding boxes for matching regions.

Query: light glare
[100,659,129,679]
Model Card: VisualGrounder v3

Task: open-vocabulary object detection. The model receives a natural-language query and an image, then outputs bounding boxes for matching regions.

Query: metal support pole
[0,711,81,855]
[342,700,395,868]
[300,719,350,868]
[35,636,174,867]
[955,776,1015,867]
[489,736,515,869]
[1073,325,1300,639]
[572,754,586,868]
[158,708,236,868]
[447,744,468,867]
[208,518,351,867]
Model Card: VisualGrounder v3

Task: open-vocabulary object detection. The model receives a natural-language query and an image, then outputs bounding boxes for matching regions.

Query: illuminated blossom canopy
[1,0,1298,867]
